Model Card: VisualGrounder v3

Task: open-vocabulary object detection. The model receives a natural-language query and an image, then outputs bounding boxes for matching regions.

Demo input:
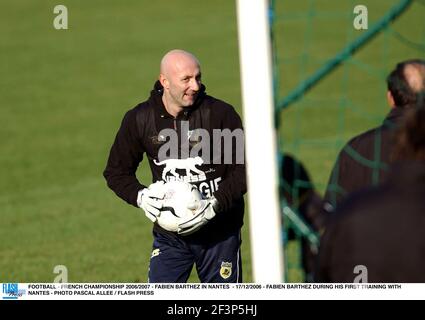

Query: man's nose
[190,78,200,91]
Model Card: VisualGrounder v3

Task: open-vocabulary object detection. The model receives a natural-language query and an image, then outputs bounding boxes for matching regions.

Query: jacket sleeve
[212,107,247,213]
[103,108,146,207]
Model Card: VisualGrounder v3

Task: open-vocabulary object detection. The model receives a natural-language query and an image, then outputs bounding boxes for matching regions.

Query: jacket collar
[382,106,412,129]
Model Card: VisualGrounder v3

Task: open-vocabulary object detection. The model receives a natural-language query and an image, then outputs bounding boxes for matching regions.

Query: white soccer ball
[157,181,202,232]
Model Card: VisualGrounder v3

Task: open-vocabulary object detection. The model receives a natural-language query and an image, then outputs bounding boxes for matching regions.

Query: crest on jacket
[220,262,232,279]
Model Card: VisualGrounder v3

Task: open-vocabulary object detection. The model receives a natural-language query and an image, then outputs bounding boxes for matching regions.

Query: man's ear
[159,74,169,90]
[387,90,396,108]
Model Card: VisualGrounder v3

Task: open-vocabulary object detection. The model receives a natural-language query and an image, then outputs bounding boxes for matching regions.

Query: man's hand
[177,197,219,235]
[137,181,165,222]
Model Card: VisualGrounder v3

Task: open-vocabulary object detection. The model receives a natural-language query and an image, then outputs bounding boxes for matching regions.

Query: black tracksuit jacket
[324,106,410,209]
[103,81,246,242]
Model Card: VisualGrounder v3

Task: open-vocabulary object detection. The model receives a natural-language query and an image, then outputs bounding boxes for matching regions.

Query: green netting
[271,0,425,282]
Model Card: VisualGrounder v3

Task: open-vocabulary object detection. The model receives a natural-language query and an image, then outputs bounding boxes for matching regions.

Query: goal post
[236,0,284,282]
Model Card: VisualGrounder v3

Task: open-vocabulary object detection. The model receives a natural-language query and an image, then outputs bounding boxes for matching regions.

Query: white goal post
[236,0,284,282]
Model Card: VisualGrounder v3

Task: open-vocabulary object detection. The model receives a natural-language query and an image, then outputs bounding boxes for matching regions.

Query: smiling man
[103,49,246,283]
[159,50,202,114]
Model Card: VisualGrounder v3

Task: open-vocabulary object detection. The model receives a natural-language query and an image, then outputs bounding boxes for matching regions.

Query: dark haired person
[324,59,425,210]
[316,101,425,283]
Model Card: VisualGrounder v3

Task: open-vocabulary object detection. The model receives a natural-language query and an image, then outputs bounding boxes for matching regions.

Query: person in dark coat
[316,99,425,283]
[324,59,425,210]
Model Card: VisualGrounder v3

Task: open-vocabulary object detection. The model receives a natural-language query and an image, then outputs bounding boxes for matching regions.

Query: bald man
[324,59,425,210]
[159,50,201,114]
[103,50,246,283]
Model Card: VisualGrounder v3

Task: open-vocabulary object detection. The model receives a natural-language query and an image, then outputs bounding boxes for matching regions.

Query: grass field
[1,0,423,283]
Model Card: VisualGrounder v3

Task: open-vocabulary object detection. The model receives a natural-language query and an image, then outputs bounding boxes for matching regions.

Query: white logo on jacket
[154,156,206,181]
